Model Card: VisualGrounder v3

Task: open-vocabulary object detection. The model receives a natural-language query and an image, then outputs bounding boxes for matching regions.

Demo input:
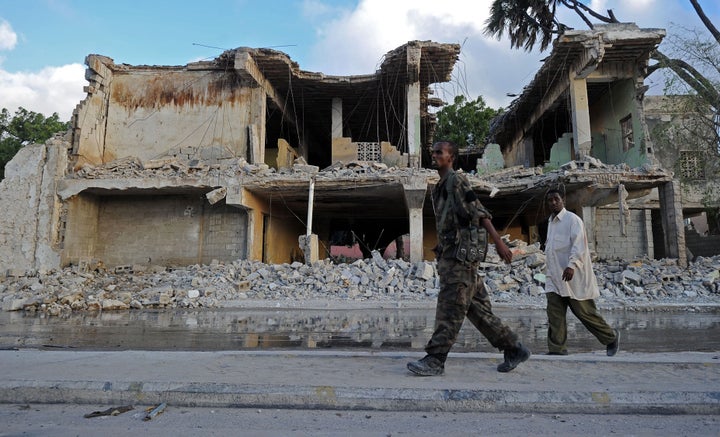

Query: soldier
[407,141,530,376]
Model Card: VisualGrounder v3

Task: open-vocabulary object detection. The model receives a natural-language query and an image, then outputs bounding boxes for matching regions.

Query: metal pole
[306,176,315,237]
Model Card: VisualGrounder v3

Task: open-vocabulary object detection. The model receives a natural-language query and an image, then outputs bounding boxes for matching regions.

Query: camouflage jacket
[432,169,491,261]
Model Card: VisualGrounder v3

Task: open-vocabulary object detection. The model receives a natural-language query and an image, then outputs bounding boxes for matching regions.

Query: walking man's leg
[567,298,619,355]
[407,260,471,376]
[466,275,529,372]
[546,292,569,355]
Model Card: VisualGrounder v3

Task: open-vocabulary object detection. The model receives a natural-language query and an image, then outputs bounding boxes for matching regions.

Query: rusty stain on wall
[111,72,249,111]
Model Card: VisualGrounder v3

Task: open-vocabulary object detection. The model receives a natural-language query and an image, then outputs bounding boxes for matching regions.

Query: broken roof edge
[234,40,461,85]
[85,40,461,84]
[488,23,666,145]
[558,23,665,44]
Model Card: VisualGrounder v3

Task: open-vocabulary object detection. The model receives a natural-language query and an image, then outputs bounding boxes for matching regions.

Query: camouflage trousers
[425,258,519,357]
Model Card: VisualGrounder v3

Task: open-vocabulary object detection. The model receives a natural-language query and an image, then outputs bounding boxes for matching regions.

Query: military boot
[497,343,531,373]
[407,354,445,376]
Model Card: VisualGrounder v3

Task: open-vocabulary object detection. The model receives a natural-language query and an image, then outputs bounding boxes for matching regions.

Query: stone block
[414,262,435,281]
[621,270,642,285]
[206,187,227,205]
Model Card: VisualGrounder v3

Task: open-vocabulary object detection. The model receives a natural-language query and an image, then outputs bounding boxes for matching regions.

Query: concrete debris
[205,187,227,205]
[72,153,652,189]
[143,403,167,421]
[70,155,437,183]
[1,241,719,316]
[84,405,134,419]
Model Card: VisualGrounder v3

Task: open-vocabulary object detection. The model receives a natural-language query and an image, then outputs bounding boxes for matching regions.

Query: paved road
[1,349,718,414]
[2,405,719,436]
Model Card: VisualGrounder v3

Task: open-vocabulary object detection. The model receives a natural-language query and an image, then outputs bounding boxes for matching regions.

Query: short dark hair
[546,188,564,199]
[433,141,458,159]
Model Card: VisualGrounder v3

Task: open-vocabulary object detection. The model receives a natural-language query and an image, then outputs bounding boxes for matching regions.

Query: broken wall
[594,208,653,260]
[63,193,247,267]
[0,138,67,274]
[75,57,266,168]
[645,95,720,209]
[331,138,407,167]
[590,79,647,167]
[546,133,574,169]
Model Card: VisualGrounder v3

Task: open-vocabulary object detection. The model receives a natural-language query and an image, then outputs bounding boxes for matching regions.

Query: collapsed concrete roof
[489,23,665,148]
[97,41,461,166]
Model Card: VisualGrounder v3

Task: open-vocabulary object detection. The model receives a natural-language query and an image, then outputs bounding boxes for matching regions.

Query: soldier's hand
[497,243,512,264]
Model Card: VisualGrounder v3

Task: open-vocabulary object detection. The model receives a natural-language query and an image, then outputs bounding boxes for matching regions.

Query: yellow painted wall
[263,213,306,264]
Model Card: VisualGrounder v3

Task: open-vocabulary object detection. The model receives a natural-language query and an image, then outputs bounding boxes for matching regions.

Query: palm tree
[483,0,719,110]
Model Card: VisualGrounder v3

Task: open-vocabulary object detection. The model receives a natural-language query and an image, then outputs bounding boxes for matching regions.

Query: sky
[1,0,718,121]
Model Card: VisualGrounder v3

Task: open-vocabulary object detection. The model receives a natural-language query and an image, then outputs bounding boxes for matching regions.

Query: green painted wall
[589,79,648,167]
[546,132,574,169]
[477,143,505,174]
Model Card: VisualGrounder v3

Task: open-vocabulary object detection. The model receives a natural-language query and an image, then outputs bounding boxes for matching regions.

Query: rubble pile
[72,155,436,182]
[1,242,718,316]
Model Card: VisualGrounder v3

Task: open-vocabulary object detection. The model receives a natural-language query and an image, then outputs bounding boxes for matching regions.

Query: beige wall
[75,66,266,167]
[63,193,246,268]
[62,194,100,266]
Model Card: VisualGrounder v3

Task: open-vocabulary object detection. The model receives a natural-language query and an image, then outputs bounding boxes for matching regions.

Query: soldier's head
[431,141,457,171]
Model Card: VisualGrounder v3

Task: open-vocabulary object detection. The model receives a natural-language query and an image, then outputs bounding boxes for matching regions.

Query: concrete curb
[1,380,719,414]
[1,350,718,414]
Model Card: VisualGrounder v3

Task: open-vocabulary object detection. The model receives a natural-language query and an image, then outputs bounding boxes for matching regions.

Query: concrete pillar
[245,207,264,261]
[644,209,655,259]
[406,45,422,168]
[658,181,687,267]
[331,98,343,140]
[568,74,592,159]
[298,234,319,264]
[301,176,319,265]
[403,175,427,262]
[247,87,266,164]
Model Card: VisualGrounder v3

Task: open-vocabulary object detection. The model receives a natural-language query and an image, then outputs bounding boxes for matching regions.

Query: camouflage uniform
[424,169,519,359]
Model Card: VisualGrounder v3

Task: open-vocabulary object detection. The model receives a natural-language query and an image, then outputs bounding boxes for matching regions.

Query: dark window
[620,115,634,152]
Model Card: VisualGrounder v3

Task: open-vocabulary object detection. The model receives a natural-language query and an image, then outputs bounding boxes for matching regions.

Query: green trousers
[546,292,616,354]
[425,258,519,358]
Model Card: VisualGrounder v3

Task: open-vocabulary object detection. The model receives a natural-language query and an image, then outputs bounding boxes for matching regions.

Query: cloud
[308,0,493,74]
[306,0,537,108]
[0,19,18,51]
[301,0,340,20]
[0,18,84,120]
[305,0,712,109]
[0,64,86,121]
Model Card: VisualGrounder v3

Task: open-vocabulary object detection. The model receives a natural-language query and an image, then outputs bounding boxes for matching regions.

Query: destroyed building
[644,95,720,258]
[0,28,689,275]
[487,23,686,265]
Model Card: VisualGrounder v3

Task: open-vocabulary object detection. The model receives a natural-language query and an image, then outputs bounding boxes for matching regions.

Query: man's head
[431,141,457,171]
[546,188,565,215]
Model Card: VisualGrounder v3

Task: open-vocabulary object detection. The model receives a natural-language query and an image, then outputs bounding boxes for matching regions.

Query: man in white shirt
[544,188,619,356]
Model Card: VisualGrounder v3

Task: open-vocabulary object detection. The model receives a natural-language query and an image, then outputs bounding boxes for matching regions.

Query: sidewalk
[0,349,718,414]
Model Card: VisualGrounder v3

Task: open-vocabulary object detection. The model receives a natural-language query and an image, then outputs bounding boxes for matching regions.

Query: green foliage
[434,95,501,147]
[0,107,70,180]
[484,0,565,52]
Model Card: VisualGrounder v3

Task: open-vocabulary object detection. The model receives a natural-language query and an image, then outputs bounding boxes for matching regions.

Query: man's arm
[481,217,512,264]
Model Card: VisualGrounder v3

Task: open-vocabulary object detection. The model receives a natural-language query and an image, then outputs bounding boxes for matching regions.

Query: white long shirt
[544,208,600,301]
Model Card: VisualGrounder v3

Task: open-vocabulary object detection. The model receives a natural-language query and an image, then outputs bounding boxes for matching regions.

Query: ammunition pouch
[453,226,487,264]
